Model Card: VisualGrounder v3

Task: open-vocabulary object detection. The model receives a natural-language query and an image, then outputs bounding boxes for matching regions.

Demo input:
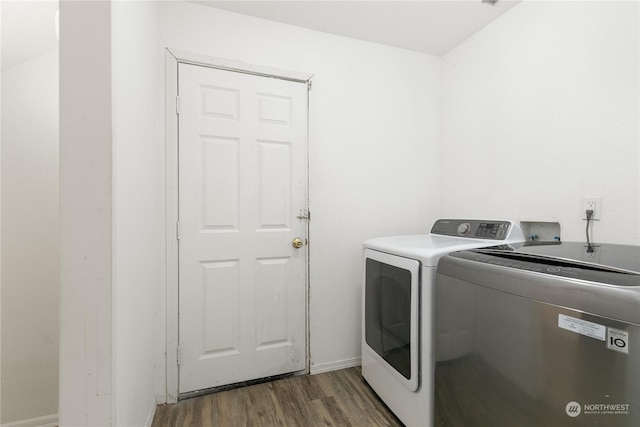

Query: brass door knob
[292,238,303,249]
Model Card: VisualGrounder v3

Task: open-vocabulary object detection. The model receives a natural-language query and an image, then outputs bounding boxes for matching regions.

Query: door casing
[163,48,313,403]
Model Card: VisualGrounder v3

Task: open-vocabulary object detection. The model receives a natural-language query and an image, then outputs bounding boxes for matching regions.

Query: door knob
[292,238,303,249]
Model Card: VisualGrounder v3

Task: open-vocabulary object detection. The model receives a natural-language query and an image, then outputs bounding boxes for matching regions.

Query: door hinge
[297,210,310,221]
[176,95,180,115]
[177,346,181,366]
[176,221,180,240]
[307,80,312,91]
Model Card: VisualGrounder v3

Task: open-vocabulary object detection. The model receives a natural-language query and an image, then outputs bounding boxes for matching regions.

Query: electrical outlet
[583,245,601,262]
[583,197,601,220]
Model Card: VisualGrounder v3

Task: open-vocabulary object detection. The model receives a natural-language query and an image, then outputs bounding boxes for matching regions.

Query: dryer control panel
[431,219,512,240]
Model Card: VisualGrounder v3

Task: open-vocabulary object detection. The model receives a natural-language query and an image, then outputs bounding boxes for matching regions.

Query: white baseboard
[2,414,58,427]
[144,397,158,427]
[1,401,156,427]
[310,357,361,375]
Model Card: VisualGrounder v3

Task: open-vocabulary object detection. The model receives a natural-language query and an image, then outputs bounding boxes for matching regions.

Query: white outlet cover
[582,197,601,220]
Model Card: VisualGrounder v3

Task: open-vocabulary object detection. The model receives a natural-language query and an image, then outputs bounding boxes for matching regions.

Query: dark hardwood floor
[152,367,403,427]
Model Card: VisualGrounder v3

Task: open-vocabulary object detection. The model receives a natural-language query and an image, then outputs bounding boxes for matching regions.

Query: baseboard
[144,397,158,427]
[310,357,361,375]
[1,414,58,427]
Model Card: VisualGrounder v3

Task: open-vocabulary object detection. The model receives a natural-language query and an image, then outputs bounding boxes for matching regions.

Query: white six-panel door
[178,63,308,394]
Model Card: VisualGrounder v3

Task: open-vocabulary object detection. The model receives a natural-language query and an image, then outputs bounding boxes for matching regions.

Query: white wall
[71,2,639,425]
[59,1,112,425]
[441,1,639,245]
[155,0,441,385]
[111,2,163,425]
[1,48,59,425]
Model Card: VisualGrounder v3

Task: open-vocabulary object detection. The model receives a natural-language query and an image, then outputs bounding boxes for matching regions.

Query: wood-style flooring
[152,367,403,427]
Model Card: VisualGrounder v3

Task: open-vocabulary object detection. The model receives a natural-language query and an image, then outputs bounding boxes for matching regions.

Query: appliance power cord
[586,209,594,253]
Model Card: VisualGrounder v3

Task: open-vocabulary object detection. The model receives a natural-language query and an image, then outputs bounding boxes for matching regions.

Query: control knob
[457,223,471,235]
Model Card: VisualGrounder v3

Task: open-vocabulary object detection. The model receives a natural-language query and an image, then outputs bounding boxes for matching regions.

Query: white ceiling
[193,0,521,56]
[1,0,521,72]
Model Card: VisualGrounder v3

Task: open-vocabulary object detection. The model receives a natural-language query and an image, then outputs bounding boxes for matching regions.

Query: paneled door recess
[178,63,308,394]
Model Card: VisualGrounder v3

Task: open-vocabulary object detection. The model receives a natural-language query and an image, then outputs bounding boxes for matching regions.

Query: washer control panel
[431,219,512,240]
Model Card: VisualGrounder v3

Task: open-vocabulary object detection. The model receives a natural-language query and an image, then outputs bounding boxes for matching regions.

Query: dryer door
[363,249,420,391]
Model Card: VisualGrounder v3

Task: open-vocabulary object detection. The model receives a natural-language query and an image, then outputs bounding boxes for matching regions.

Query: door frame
[164,49,313,403]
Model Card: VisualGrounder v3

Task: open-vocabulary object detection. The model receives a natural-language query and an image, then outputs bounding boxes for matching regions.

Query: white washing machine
[362,219,525,426]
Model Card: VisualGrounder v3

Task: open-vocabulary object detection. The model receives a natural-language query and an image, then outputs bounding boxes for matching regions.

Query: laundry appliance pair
[362,219,640,426]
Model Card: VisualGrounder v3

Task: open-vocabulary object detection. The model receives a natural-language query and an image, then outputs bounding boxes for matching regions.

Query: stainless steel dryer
[434,242,640,426]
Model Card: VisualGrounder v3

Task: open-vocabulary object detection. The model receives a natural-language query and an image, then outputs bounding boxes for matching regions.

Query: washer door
[363,249,420,391]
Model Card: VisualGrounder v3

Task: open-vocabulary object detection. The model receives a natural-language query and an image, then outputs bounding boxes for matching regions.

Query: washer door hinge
[176,95,180,115]
[177,346,181,366]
